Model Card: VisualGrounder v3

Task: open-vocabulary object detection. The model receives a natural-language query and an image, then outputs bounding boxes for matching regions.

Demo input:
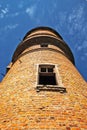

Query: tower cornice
[12,27,75,65]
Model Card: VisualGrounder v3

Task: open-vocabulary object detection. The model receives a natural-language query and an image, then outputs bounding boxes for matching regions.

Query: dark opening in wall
[39,74,57,85]
[40,43,48,47]
[38,65,57,85]
[37,64,66,93]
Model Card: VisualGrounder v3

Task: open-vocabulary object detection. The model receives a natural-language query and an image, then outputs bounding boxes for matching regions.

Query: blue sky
[0,0,87,81]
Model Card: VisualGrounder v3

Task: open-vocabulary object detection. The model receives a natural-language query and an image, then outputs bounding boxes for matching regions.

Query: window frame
[36,64,66,93]
[38,65,57,85]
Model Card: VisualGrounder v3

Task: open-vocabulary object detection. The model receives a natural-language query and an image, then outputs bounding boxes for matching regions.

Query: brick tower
[0,27,87,130]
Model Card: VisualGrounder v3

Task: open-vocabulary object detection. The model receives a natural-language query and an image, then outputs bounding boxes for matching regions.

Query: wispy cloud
[67,5,85,35]
[58,4,87,60]
[0,24,18,35]
[80,52,87,61]
[4,24,18,30]
[68,5,87,59]
[18,1,24,9]
[0,7,9,18]
[25,5,36,18]
[58,5,85,34]
[77,40,87,51]
[0,24,19,40]
[68,6,83,22]
[9,12,20,17]
[1,8,8,14]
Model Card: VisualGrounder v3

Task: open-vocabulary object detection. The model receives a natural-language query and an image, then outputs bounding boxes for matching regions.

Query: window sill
[36,85,66,93]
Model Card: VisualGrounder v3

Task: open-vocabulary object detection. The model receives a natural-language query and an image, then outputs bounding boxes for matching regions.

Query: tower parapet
[12,27,75,64]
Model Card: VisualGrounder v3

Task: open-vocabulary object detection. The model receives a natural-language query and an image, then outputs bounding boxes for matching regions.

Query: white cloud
[9,12,20,17]
[0,13,4,18]
[0,24,19,37]
[4,24,18,30]
[13,12,19,16]
[18,1,24,9]
[67,4,87,53]
[59,12,67,26]
[69,6,83,21]
[0,6,19,19]
[57,4,87,62]
[68,5,84,32]
[25,5,36,18]
[77,40,87,51]
[81,53,87,61]
[1,8,8,14]
[76,40,87,61]
[0,7,9,18]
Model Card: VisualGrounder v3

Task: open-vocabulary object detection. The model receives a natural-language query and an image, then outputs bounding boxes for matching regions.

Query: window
[40,43,48,47]
[38,65,57,85]
[36,64,66,93]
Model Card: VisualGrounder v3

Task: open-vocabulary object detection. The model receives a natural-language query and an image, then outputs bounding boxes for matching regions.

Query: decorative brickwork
[0,27,87,129]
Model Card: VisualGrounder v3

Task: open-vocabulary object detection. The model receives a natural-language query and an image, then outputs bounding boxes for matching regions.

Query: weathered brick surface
[0,47,87,130]
[0,27,87,129]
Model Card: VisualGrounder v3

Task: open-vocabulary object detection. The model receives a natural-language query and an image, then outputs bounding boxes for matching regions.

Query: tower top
[23,26,63,40]
[12,26,75,64]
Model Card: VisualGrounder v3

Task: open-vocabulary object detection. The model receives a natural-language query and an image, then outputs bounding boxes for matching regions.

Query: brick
[71,128,81,130]
[0,27,87,129]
